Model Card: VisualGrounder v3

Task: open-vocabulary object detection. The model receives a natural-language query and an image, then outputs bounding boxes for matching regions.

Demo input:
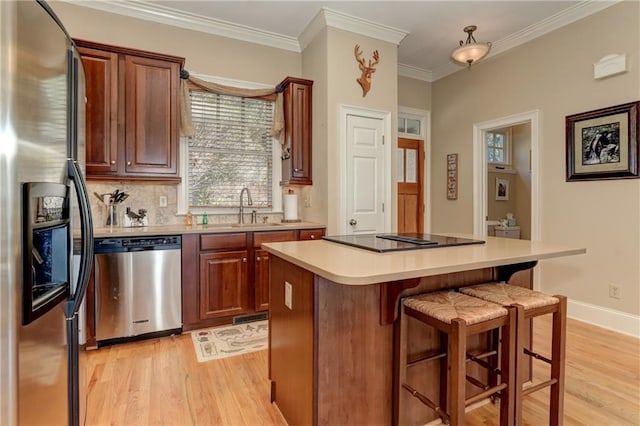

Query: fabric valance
[179,70,284,147]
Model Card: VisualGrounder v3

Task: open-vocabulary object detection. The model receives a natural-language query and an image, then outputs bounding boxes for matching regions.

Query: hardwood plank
[84,317,639,425]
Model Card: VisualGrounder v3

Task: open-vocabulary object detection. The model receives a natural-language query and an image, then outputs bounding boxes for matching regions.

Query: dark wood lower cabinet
[181,228,325,331]
[199,251,249,319]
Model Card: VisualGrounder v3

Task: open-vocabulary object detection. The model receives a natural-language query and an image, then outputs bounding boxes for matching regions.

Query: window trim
[177,73,282,216]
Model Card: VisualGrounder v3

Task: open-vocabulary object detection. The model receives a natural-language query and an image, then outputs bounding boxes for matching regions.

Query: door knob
[349,219,357,226]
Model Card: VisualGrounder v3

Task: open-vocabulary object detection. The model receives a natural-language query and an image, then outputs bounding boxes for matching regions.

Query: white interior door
[345,114,386,234]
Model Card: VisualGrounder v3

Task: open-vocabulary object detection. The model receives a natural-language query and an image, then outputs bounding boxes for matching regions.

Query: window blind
[188,90,273,208]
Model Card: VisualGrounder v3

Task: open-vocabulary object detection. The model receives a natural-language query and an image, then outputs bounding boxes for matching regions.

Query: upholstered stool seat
[460,283,566,426]
[394,291,516,426]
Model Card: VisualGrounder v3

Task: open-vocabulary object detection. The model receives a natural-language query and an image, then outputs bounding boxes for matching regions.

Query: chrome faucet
[239,187,253,224]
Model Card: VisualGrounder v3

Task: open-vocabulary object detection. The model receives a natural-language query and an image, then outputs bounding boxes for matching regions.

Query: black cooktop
[322,233,485,253]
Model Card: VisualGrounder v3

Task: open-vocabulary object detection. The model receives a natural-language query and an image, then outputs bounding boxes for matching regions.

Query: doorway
[397,138,424,233]
[473,110,540,241]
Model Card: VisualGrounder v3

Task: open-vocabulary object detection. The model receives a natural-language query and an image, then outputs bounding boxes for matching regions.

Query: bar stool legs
[394,291,516,426]
[550,295,567,426]
[460,283,567,426]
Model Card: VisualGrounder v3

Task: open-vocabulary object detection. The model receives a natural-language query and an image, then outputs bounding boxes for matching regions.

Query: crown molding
[64,0,619,82]
[398,64,433,82]
[62,0,301,52]
[299,7,407,51]
[431,0,622,81]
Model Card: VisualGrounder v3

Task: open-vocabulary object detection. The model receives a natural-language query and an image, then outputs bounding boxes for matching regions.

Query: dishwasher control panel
[95,236,182,253]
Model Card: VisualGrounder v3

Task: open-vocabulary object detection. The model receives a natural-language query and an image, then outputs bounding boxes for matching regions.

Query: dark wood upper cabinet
[75,39,184,182]
[78,47,118,174]
[280,77,313,185]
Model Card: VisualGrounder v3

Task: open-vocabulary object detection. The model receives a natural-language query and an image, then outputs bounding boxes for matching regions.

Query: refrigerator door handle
[67,159,94,317]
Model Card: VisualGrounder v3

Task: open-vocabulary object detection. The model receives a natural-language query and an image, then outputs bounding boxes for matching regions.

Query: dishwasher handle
[127,247,154,252]
[126,244,182,252]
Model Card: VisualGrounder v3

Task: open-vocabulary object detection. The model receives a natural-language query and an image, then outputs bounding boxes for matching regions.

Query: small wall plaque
[446,153,458,200]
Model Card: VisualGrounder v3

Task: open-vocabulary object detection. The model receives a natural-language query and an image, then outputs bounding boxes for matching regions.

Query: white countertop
[262,235,586,285]
[93,221,324,238]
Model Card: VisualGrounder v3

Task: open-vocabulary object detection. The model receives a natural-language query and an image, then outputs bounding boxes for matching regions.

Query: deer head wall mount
[354,44,380,97]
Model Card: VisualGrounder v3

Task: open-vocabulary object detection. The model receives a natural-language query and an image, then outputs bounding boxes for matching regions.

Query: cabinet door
[254,249,270,312]
[281,77,312,185]
[199,251,249,319]
[124,55,179,175]
[78,47,118,174]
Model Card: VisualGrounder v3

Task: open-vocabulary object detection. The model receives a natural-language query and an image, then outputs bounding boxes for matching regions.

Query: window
[185,89,277,211]
[398,108,428,140]
[398,117,421,135]
[486,130,511,166]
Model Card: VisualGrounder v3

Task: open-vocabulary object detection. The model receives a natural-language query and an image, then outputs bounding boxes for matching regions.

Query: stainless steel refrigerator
[0,1,94,425]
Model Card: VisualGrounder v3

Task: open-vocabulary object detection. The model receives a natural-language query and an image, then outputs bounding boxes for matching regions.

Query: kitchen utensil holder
[106,204,118,227]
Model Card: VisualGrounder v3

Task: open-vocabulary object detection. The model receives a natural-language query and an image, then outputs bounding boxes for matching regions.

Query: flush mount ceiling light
[451,25,491,68]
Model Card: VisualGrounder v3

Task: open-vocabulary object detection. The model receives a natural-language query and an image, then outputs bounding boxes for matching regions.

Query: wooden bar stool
[459,283,567,426]
[395,290,516,426]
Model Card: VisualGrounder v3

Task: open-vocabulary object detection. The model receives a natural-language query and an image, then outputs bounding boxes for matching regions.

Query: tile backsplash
[87,182,282,228]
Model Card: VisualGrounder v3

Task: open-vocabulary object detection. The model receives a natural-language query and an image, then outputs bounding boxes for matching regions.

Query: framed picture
[495,177,509,201]
[566,101,639,181]
[446,153,458,200]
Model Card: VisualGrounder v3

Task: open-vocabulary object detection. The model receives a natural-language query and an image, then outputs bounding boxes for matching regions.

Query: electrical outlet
[285,281,293,309]
[304,196,311,208]
[609,283,621,299]
[159,195,167,207]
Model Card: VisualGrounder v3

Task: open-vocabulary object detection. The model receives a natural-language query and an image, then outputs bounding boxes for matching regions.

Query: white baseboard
[567,299,640,338]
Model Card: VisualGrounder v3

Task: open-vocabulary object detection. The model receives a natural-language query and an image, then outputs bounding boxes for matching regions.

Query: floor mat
[190,320,268,362]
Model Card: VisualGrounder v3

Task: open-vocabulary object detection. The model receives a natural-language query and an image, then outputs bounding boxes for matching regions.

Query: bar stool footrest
[522,379,558,396]
[402,383,450,424]
[467,353,501,375]
[524,347,552,365]
[465,383,507,407]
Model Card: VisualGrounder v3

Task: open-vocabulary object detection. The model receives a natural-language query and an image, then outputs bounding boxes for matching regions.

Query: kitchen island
[262,235,585,426]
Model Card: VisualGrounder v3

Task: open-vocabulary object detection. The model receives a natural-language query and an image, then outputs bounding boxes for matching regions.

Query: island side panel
[315,276,394,425]
[269,255,315,426]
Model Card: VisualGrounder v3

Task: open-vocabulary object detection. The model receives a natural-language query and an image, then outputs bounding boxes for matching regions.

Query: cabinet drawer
[253,230,297,248]
[299,229,325,241]
[200,233,247,251]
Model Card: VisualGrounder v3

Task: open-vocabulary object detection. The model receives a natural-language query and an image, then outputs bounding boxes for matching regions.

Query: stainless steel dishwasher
[94,236,182,345]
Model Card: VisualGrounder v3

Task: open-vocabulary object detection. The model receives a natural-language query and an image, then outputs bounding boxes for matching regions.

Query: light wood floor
[85,317,640,425]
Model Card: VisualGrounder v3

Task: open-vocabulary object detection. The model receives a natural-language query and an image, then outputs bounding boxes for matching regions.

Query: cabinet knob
[310,235,315,239]
[110,160,116,165]
[294,168,300,172]
[127,161,131,166]
[242,257,247,263]
[256,256,261,261]
[349,219,357,226]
